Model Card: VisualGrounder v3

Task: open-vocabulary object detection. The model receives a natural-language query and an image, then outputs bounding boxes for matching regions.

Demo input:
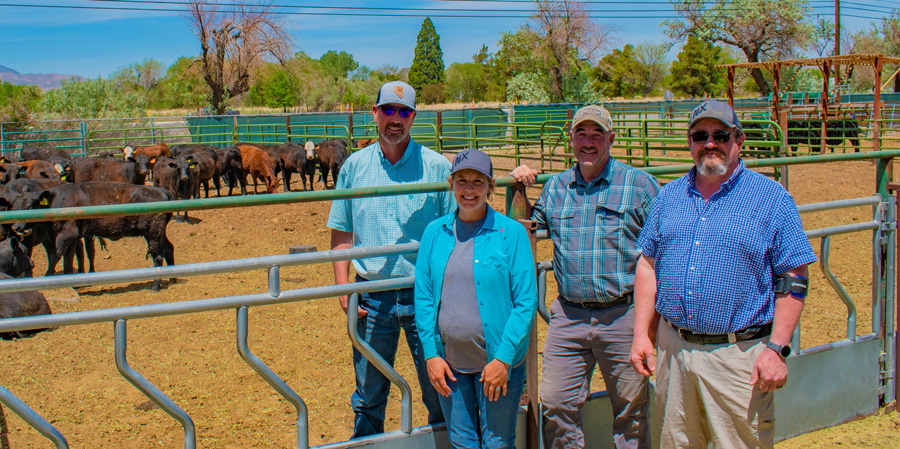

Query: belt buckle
[727,333,737,344]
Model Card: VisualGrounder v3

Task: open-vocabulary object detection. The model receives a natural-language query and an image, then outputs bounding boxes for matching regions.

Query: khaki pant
[656,320,775,449]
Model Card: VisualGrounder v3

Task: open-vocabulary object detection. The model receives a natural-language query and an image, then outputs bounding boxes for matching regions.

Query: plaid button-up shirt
[532,159,660,304]
[637,161,818,334]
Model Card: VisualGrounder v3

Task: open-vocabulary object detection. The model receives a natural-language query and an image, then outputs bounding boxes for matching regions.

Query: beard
[697,151,727,176]
[379,124,409,145]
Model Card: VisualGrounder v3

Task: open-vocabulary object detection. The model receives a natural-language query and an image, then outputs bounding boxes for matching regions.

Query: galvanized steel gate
[0,154,897,448]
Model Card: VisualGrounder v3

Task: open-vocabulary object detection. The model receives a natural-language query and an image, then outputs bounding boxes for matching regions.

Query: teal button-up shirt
[327,140,455,280]
[415,207,537,367]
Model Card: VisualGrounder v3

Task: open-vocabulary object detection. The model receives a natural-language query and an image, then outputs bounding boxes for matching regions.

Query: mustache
[699,149,725,158]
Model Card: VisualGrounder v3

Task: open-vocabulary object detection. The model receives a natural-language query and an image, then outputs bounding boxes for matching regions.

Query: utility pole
[835,0,841,86]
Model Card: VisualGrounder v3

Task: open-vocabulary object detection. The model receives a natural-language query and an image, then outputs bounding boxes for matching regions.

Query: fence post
[506,183,540,449]
[286,116,292,142]
[436,111,443,153]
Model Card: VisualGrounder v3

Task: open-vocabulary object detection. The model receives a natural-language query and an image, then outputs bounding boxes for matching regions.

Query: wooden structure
[721,54,900,152]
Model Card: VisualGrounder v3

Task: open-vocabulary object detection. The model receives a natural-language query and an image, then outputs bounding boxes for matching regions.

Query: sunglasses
[379,105,414,118]
[690,130,732,144]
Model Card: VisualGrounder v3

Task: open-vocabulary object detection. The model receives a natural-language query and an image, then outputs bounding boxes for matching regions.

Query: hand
[480,359,510,402]
[338,295,367,319]
[510,164,539,187]
[750,347,788,392]
[427,357,455,397]
[629,336,656,378]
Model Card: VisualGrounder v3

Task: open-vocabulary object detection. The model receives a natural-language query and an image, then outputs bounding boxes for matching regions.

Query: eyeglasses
[379,105,414,118]
[690,130,732,144]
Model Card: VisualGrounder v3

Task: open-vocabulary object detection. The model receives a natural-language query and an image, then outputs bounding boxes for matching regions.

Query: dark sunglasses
[379,105,414,118]
[690,130,732,144]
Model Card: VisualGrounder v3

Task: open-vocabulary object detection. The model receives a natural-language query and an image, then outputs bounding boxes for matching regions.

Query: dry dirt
[0,155,898,448]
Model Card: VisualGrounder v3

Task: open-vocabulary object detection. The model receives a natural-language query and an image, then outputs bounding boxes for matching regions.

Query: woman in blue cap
[415,148,537,448]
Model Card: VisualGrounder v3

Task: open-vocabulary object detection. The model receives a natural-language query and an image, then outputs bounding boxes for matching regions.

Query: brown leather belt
[560,293,632,310]
[669,320,772,345]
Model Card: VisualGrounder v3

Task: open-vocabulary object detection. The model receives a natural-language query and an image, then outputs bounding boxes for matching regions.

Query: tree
[0,82,40,132]
[636,43,670,97]
[665,0,812,95]
[528,0,616,102]
[810,17,835,57]
[157,56,208,109]
[408,17,445,92]
[667,35,729,98]
[445,62,487,102]
[593,45,643,98]
[320,50,359,81]
[507,73,551,104]
[185,0,293,114]
[41,78,146,118]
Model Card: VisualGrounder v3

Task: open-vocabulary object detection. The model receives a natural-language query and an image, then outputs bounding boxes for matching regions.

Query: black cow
[279,141,318,192]
[0,237,35,278]
[153,156,194,223]
[20,146,71,162]
[0,273,53,340]
[185,151,221,198]
[214,147,246,196]
[70,156,148,184]
[0,163,27,186]
[28,182,176,291]
[0,178,85,275]
[316,139,348,190]
[170,144,216,159]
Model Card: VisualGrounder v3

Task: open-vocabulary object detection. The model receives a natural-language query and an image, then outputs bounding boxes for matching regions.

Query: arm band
[774,274,809,299]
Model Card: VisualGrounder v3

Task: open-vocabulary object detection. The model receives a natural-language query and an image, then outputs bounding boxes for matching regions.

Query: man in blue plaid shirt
[630,100,817,448]
[512,105,659,449]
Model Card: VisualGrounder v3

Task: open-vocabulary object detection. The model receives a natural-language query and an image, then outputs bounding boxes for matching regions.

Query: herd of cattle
[743,118,864,153]
[0,139,353,339]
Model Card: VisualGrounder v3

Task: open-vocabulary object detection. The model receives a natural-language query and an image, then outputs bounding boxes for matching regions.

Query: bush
[419,83,447,105]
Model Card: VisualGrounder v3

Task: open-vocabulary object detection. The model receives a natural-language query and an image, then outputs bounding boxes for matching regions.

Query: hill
[0,64,81,89]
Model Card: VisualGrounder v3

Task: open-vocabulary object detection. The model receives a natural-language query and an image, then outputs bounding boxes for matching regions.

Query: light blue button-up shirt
[327,140,455,280]
[415,207,537,367]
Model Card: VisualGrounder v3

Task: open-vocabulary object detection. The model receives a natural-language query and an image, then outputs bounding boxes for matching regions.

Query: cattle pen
[0,147,896,447]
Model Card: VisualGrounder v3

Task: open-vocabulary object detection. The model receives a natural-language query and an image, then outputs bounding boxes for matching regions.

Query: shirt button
[701,217,706,221]
[694,241,700,245]
[688,291,693,295]
[690,266,695,270]
[689,315,694,319]
[475,259,479,263]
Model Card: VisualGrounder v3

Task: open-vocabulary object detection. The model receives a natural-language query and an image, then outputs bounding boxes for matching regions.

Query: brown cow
[355,138,377,149]
[123,143,170,162]
[316,139,349,190]
[236,144,281,194]
[20,160,62,180]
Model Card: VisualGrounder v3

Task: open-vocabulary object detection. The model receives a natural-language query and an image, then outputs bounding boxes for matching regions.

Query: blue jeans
[351,277,444,438]
[438,363,525,449]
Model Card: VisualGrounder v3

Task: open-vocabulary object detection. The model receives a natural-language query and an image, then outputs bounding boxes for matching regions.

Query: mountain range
[0,65,81,90]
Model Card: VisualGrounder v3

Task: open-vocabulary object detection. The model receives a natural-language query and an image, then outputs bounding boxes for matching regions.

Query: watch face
[779,346,792,358]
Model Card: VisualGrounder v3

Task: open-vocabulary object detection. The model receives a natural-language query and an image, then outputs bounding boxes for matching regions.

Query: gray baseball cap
[451,149,493,178]
[376,81,417,111]
[571,105,613,132]
[688,99,742,130]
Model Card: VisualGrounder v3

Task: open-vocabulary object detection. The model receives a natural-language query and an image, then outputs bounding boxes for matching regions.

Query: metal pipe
[0,384,67,448]
[346,293,413,434]
[797,195,881,213]
[885,198,897,404]
[236,306,308,449]
[268,265,281,297]
[537,261,553,323]
[820,237,858,339]
[114,319,196,448]
[0,243,418,294]
[805,221,880,240]
[0,277,414,335]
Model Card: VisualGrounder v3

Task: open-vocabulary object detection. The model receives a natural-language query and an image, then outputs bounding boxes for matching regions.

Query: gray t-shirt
[439,215,487,373]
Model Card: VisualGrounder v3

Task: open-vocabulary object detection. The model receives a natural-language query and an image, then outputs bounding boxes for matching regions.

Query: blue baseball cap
[688,99,742,130]
[376,81,417,111]
[451,149,493,178]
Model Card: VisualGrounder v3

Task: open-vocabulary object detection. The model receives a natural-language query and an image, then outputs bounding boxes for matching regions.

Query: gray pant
[540,298,651,449]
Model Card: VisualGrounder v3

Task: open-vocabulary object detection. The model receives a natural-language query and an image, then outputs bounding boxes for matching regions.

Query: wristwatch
[766,341,792,358]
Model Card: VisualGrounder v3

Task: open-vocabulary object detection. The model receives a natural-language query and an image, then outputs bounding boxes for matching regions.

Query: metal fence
[0,151,896,448]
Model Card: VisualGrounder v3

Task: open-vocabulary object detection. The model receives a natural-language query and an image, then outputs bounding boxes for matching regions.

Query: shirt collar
[440,205,501,232]
[376,139,418,167]
[571,159,614,188]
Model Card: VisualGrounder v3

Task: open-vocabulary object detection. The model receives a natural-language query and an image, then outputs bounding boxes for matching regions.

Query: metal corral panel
[774,336,882,441]
[581,387,662,449]
[312,426,451,449]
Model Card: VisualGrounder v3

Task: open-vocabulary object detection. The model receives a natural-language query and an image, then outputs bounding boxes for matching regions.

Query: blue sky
[0,0,896,79]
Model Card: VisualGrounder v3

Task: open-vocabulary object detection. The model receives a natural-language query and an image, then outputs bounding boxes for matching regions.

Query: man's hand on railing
[510,164,539,187]
[339,294,367,319]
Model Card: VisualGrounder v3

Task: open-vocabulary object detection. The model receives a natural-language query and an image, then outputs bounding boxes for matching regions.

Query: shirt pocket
[596,202,627,250]
[549,207,575,242]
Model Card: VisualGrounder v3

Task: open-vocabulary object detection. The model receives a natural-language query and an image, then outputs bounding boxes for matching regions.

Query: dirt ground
[0,155,899,448]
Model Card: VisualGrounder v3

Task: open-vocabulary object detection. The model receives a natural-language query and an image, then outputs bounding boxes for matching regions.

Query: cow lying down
[0,238,52,340]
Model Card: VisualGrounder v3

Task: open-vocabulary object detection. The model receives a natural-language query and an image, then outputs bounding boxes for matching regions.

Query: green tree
[157,56,208,110]
[666,0,812,95]
[593,45,644,98]
[507,73,551,104]
[666,35,729,98]
[445,62,487,102]
[0,81,41,132]
[408,17,445,92]
[41,77,146,118]
[320,50,359,80]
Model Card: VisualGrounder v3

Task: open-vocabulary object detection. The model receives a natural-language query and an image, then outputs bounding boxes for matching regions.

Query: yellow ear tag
[40,198,48,206]
[190,163,196,169]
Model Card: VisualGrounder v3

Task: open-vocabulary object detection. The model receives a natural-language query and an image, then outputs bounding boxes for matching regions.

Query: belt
[560,293,632,310]
[669,320,772,345]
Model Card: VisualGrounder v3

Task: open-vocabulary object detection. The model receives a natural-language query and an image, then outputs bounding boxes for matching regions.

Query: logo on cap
[453,152,469,165]
[394,85,404,98]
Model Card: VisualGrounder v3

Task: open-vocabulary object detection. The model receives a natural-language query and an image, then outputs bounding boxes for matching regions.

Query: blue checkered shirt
[327,140,455,280]
[637,161,818,334]
[532,159,660,303]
